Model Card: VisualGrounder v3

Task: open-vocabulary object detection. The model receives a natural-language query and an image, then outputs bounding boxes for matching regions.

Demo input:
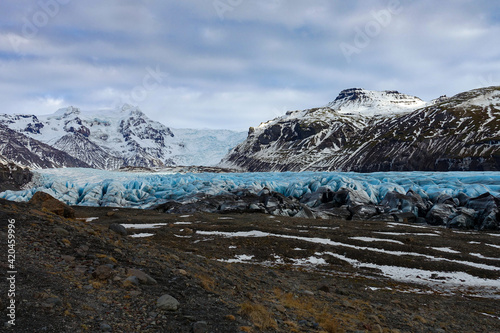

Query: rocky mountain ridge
[0,105,245,170]
[220,86,500,172]
[0,123,90,170]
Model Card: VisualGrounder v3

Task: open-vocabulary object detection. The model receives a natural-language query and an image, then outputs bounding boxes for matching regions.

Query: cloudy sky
[1,0,499,130]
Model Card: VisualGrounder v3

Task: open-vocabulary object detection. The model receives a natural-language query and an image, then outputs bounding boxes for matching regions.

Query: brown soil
[1,199,500,332]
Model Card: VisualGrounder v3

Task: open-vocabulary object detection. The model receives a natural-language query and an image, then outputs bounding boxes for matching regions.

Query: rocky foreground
[1,193,500,333]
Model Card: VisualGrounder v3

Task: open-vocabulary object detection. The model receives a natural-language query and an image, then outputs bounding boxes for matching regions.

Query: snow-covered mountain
[0,123,90,169]
[0,105,246,169]
[326,88,427,116]
[220,87,500,172]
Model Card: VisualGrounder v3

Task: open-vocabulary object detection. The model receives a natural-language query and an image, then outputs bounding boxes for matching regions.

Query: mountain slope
[330,87,500,172]
[220,87,500,172]
[52,133,124,170]
[0,123,90,169]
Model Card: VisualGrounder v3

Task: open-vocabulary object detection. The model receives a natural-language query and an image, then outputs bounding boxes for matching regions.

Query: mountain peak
[327,88,427,116]
[53,106,81,116]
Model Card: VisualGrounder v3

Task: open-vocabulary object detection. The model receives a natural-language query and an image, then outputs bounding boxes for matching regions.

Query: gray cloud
[0,0,499,130]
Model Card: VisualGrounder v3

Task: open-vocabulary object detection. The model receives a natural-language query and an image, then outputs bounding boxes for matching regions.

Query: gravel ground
[1,199,500,332]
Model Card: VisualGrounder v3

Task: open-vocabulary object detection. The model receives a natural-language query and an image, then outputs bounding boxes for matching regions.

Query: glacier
[1,168,499,209]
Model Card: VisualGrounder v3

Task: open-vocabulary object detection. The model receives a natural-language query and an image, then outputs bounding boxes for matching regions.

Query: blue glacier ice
[1,168,499,209]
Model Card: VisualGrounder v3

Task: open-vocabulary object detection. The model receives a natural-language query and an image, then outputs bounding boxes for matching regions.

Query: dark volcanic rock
[109,223,128,236]
[152,185,498,230]
[467,193,499,230]
[447,208,476,229]
[380,190,428,216]
[350,205,380,220]
[332,188,372,206]
[426,203,456,226]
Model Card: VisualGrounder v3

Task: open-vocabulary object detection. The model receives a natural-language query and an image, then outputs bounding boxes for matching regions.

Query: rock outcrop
[28,191,75,218]
[0,160,32,191]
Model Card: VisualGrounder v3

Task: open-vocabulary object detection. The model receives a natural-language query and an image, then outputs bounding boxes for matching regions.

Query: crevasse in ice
[1,168,499,209]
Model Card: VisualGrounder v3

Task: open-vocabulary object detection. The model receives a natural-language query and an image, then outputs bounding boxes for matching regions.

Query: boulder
[192,321,208,333]
[467,193,499,230]
[258,187,271,206]
[333,188,372,207]
[456,192,470,206]
[447,208,476,229]
[381,190,428,217]
[127,268,157,285]
[300,191,324,208]
[480,211,499,230]
[294,206,315,219]
[109,223,128,236]
[321,188,334,203]
[467,192,497,212]
[93,265,114,280]
[28,191,75,218]
[405,189,431,216]
[380,191,408,211]
[123,276,140,287]
[350,205,380,220]
[435,193,456,205]
[218,201,248,213]
[156,294,180,311]
[426,203,456,225]
[248,203,265,213]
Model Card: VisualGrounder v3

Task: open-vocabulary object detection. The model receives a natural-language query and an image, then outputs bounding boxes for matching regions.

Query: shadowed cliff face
[0,123,91,169]
[221,86,500,172]
[0,161,32,191]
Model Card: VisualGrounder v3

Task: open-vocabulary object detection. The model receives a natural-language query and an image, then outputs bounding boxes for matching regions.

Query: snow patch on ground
[429,247,461,254]
[129,233,155,238]
[122,223,170,229]
[77,217,99,222]
[469,253,500,261]
[375,232,440,237]
[196,230,500,271]
[320,251,500,291]
[218,254,255,263]
[350,237,404,245]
